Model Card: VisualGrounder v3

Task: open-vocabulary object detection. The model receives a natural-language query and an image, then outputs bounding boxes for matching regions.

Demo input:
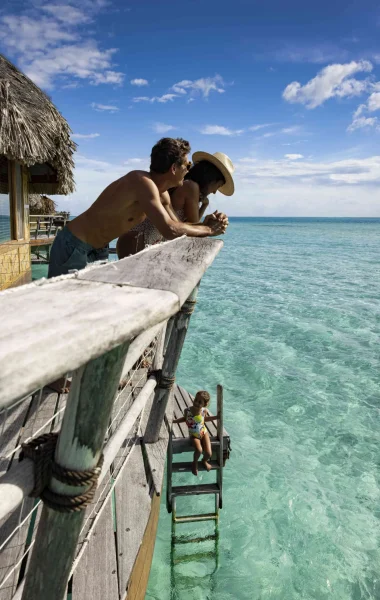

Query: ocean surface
[145,218,380,600]
[31,218,380,599]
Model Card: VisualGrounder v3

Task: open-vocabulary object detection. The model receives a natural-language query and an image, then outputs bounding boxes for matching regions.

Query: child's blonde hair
[195,390,210,407]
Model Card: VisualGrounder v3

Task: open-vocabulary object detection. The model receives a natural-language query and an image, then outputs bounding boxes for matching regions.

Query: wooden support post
[216,384,223,509]
[166,428,173,513]
[21,340,130,600]
[35,217,40,240]
[151,322,167,371]
[144,285,199,444]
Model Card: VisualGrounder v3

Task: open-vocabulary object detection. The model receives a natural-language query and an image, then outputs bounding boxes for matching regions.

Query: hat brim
[192,151,235,196]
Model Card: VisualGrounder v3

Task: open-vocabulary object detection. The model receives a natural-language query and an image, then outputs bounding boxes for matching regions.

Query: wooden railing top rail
[0,237,223,408]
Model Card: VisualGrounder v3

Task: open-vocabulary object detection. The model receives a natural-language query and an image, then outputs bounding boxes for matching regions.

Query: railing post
[21,340,130,600]
[144,284,199,443]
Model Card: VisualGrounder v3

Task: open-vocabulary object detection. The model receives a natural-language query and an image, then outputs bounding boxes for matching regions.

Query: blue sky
[1,0,380,216]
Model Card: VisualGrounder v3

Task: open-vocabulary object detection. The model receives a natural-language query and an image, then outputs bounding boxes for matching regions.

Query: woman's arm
[198,198,209,220]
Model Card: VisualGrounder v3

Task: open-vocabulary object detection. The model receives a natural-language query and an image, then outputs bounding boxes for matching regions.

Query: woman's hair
[185,160,225,194]
[150,138,191,173]
[195,390,211,406]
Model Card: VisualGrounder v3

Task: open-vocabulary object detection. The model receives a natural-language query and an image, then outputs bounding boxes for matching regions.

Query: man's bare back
[68,171,156,248]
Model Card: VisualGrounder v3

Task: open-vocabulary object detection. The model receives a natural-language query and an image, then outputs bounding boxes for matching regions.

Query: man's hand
[204,211,229,232]
[208,218,227,236]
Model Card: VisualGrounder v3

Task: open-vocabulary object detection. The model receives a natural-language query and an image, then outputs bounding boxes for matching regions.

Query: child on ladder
[174,391,217,476]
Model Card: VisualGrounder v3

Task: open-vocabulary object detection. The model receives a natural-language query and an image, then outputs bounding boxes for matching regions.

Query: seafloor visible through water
[32,218,380,599]
[146,218,380,600]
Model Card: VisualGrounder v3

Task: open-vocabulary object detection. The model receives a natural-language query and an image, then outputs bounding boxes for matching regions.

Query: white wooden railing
[0,236,223,600]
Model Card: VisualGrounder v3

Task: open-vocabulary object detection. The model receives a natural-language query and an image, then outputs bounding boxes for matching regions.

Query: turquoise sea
[32,218,380,599]
[146,218,380,600]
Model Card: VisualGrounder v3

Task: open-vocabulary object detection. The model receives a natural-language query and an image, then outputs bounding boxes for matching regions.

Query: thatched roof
[29,194,57,215]
[0,54,76,195]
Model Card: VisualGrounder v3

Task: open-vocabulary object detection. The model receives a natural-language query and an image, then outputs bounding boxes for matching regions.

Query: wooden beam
[0,280,177,409]
[21,341,130,600]
[0,237,222,410]
[78,237,222,305]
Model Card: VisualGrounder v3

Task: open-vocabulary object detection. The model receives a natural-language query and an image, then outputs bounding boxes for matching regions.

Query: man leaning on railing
[48,138,229,279]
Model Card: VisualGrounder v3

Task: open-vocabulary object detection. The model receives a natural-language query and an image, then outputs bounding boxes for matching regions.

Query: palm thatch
[0,54,76,195]
[29,194,57,215]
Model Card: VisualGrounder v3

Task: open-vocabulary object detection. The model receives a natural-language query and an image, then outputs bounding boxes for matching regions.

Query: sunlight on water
[147,218,380,600]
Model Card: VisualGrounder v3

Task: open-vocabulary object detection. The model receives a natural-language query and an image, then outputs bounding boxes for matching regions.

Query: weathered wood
[141,391,173,496]
[151,322,166,371]
[172,461,219,473]
[171,484,220,496]
[78,237,223,305]
[101,376,157,481]
[21,341,130,600]
[217,384,224,509]
[114,444,151,596]
[71,500,118,600]
[119,321,166,383]
[126,492,161,600]
[0,391,61,599]
[0,279,178,410]
[144,286,199,443]
[0,378,154,526]
[166,428,173,514]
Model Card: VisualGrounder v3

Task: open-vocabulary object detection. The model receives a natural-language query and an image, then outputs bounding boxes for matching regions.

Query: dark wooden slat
[114,444,151,596]
[172,461,220,473]
[72,500,118,600]
[171,483,220,496]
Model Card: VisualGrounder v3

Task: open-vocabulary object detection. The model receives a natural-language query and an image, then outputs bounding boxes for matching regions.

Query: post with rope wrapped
[21,340,130,600]
[144,284,199,444]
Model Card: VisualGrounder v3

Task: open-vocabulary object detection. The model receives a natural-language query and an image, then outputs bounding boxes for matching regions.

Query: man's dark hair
[150,138,191,173]
[185,160,225,194]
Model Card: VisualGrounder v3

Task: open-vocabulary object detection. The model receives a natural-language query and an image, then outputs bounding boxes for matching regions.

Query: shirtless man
[48,138,228,278]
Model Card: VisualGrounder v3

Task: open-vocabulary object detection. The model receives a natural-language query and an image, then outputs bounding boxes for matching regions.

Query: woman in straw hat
[117,151,234,258]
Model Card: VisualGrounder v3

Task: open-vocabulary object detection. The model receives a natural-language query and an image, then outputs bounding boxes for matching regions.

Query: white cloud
[368,92,380,112]
[130,78,149,86]
[0,5,124,89]
[124,158,146,164]
[285,154,304,160]
[171,75,225,99]
[249,124,274,132]
[200,125,244,136]
[41,4,91,25]
[236,155,380,185]
[348,92,380,132]
[347,115,380,132]
[72,133,100,139]
[133,94,178,103]
[283,60,373,109]
[91,102,119,112]
[152,123,177,134]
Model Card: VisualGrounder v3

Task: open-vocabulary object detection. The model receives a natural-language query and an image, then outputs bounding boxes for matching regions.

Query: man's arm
[137,178,225,239]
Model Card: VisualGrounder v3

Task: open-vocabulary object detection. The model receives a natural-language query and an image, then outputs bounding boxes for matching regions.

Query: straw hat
[192,151,235,196]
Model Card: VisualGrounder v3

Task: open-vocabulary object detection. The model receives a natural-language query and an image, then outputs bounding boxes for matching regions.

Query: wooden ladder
[167,385,224,523]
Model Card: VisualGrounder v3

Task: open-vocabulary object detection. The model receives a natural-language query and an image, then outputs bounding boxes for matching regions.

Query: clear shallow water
[146,218,380,600]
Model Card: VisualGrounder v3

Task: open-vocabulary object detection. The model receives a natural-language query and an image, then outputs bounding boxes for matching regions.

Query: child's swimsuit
[184,407,207,439]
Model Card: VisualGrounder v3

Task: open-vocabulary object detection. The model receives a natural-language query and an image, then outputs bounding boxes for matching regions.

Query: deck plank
[72,500,118,600]
[114,444,151,597]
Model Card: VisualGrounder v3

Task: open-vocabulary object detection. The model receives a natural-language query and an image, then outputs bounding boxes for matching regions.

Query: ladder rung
[174,513,218,523]
[173,550,215,564]
[172,534,218,544]
[172,460,220,473]
[171,483,219,496]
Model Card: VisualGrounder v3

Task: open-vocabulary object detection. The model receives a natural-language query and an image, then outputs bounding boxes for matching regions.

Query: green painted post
[21,341,130,600]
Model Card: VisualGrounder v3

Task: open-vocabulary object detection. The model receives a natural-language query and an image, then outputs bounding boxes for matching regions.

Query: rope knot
[20,433,103,513]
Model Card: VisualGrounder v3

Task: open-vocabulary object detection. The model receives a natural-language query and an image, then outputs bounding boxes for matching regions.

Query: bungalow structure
[0,54,75,290]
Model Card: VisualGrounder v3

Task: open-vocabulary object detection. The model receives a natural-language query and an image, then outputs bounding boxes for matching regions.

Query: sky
[1,0,380,216]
